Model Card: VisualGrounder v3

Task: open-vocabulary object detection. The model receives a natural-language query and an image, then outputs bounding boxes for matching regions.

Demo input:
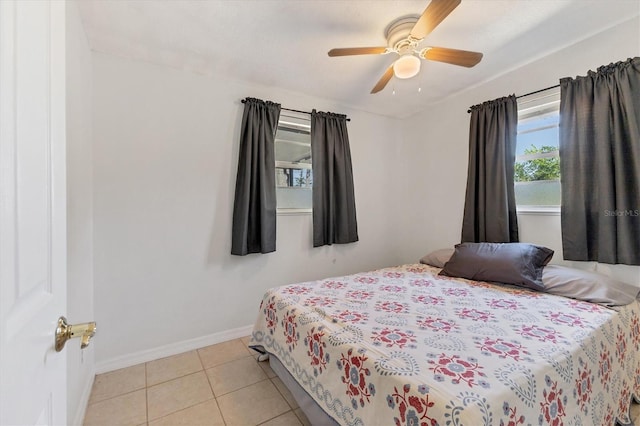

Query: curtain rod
[516,84,560,99]
[467,83,561,113]
[241,99,350,121]
[281,106,351,122]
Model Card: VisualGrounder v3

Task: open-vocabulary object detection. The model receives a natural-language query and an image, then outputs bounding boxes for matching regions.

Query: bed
[250,262,640,425]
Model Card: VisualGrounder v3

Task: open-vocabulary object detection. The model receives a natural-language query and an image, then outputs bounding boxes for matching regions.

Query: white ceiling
[77,0,639,118]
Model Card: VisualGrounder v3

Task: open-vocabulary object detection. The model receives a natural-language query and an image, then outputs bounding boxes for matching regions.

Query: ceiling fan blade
[371,65,395,94]
[410,0,461,40]
[422,47,483,67]
[328,47,388,57]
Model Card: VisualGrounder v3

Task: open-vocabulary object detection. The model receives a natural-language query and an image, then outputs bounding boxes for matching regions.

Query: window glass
[275,114,312,211]
[515,90,561,207]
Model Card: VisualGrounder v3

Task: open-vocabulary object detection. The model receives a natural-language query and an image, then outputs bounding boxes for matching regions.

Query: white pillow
[543,265,640,307]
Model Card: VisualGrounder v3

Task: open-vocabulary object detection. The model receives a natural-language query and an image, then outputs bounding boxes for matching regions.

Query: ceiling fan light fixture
[327,0,482,94]
[393,54,421,79]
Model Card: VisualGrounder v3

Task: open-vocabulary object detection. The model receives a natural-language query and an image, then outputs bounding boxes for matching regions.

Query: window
[275,114,312,212]
[515,89,561,209]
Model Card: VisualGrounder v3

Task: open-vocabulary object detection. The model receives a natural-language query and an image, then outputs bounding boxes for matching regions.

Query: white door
[0,1,68,425]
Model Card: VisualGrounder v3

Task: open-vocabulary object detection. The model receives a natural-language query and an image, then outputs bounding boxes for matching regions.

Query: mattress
[250,264,640,425]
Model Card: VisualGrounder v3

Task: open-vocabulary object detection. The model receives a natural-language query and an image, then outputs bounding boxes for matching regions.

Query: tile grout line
[212,397,228,426]
[198,345,228,426]
[86,385,147,406]
[146,371,216,423]
[201,354,254,371]
[215,377,284,426]
[213,377,272,399]
[144,353,205,388]
[150,397,219,425]
[198,352,227,425]
[269,376,298,411]
[256,410,297,426]
[268,371,305,424]
[144,341,253,386]
[293,408,309,426]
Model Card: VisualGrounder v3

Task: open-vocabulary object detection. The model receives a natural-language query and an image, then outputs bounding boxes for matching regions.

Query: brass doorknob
[55,316,96,352]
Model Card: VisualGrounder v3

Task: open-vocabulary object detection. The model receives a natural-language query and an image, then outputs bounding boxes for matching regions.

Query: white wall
[66,1,95,424]
[398,17,640,284]
[92,53,403,368]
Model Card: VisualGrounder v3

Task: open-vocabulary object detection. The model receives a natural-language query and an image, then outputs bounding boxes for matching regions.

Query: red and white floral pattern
[334,309,369,324]
[540,375,566,426]
[487,298,521,310]
[546,312,586,328]
[477,337,528,361]
[456,307,495,322]
[598,344,612,390]
[409,279,433,288]
[375,301,409,314]
[516,324,563,343]
[500,402,525,426]
[281,285,310,295]
[443,287,470,297]
[281,309,299,351]
[630,313,640,347]
[338,348,375,409]
[411,294,444,306]
[429,353,486,387]
[304,326,329,376]
[251,264,640,426]
[263,296,277,335]
[574,358,593,413]
[321,280,347,290]
[416,316,459,333]
[383,271,405,279]
[371,328,417,349]
[380,284,406,293]
[304,296,336,307]
[566,299,604,313]
[387,384,437,426]
[345,290,374,300]
[616,325,628,362]
[354,276,378,285]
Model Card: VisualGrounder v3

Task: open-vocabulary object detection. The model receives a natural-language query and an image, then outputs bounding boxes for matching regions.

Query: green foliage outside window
[514,145,560,182]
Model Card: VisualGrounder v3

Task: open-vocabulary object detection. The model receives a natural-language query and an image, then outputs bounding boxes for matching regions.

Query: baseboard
[71,366,95,426]
[95,324,254,374]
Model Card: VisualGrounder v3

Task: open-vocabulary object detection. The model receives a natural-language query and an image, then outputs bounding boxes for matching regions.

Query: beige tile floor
[84,336,310,426]
[85,334,640,426]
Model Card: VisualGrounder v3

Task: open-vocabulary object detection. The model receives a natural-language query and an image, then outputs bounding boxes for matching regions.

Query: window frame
[274,115,313,215]
[515,89,561,214]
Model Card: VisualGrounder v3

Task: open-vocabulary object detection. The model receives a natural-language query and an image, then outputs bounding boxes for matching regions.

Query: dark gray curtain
[231,98,281,255]
[311,110,358,247]
[559,57,640,265]
[461,95,519,243]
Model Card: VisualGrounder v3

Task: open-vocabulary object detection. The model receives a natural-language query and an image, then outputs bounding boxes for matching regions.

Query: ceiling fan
[328,0,483,94]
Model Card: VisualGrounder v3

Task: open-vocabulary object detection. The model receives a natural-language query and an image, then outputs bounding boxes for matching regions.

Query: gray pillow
[439,242,554,290]
[419,248,454,268]
[542,265,640,307]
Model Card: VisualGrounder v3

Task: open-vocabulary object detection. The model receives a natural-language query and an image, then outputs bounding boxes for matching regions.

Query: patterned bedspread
[250,264,640,426]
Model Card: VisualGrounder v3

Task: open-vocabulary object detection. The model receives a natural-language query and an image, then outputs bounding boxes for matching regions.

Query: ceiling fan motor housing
[385,15,421,53]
